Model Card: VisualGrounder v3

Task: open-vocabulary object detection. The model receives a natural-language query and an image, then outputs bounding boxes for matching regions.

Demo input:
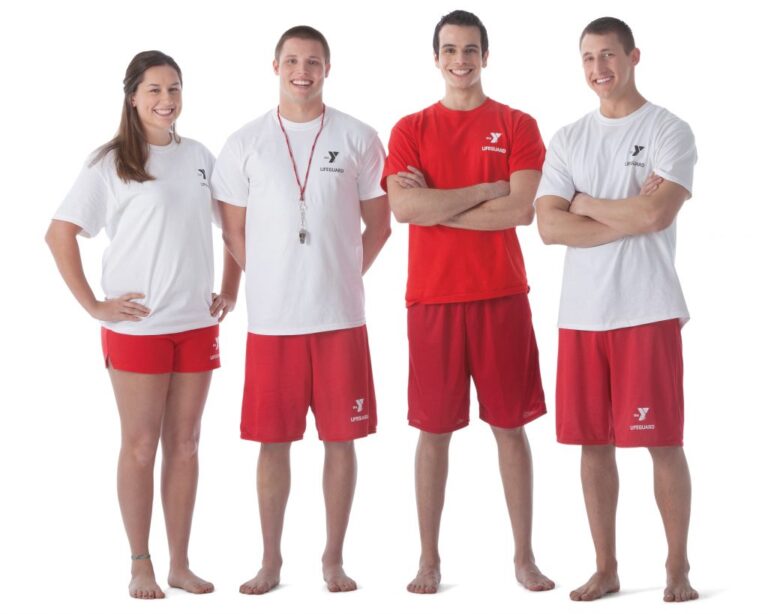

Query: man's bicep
[535,194,571,214]
[648,180,689,222]
[360,195,390,227]
[219,201,247,231]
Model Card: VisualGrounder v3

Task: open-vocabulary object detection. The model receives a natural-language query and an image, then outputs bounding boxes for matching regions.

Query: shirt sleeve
[211,134,248,207]
[653,119,697,196]
[202,146,222,228]
[535,129,576,203]
[508,113,546,174]
[380,117,420,192]
[357,133,387,201]
[52,158,109,238]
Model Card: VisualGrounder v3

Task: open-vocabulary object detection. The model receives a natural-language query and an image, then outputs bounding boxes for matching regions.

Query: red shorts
[101,325,220,374]
[407,294,547,433]
[241,325,377,443]
[556,319,684,447]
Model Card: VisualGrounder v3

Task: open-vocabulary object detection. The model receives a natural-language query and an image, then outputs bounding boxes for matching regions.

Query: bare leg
[161,371,214,594]
[240,442,291,595]
[322,441,358,592]
[109,368,170,599]
[648,446,698,602]
[492,426,554,591]
[407,431,451,594]
[571,444,621,601]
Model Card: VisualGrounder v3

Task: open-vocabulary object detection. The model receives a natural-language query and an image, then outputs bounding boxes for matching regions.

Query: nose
[595,55,608,72]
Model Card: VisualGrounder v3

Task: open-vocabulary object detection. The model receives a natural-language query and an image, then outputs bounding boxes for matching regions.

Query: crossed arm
[386,166,540,230]
[536,174,689,248]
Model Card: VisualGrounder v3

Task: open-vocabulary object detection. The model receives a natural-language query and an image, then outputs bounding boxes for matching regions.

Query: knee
[324,440,355,458]
[647,445,684,462]
[163,435,200,462]
[122,437,159,467]
[491,425,525,443]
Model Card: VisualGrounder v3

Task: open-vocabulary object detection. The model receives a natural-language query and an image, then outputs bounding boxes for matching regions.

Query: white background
[1,1,766,613]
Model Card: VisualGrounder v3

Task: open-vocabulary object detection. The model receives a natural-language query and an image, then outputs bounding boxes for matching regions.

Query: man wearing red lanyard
[212,25,391,595]
[382,10,553,594]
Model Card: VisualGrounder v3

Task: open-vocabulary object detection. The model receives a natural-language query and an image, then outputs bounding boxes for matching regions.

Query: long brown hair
[93,50,183,183]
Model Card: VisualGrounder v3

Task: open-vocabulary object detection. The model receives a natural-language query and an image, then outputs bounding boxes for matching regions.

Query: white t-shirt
[54,138,220,335]
[536,102,697,331]
[212,106,386,335]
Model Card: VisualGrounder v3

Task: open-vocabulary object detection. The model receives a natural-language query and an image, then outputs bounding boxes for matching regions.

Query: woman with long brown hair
[45,50,240,599]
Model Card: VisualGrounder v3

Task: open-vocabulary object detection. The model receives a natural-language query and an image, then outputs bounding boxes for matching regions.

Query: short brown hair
[580,17,635,54]
[433,10,488,56]
[275,25,331,62]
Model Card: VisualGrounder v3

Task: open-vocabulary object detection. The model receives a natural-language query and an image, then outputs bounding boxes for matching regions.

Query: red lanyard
[276,105,326,203]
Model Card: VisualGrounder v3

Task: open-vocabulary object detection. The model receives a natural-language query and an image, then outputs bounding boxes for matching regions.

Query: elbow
[390,202,413,224]
[641,206,675,234]
[518,205,535,227]
[536,217,557,245]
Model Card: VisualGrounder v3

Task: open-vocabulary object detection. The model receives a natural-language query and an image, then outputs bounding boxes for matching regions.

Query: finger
[210,297,223,316]
[121,305,149,317]
[218,306,230,323]
[396,172,420,181]
[397,177,421,189]
[119,293,146,301]
[406,165,425,177]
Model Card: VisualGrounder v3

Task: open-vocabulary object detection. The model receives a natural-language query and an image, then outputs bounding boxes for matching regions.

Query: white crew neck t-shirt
[54,138,220,335]
[212,106,386,335]
[536,102,697,331]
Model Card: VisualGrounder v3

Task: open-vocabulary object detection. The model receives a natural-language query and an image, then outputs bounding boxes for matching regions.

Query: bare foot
[664,571,698,602]
[168,568,214,594]
[516,561,555,591]
[570,571,620,601]
[240,566,280,595]
[407,565,441,594]
[323,564,357,592]
[129,561,165,599]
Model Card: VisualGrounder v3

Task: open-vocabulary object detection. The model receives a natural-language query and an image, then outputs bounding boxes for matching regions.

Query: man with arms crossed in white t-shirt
[212,26,391,594]
[536,17,698,602]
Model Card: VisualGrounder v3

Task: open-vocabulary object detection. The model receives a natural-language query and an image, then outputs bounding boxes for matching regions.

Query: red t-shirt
[382,98,545,306]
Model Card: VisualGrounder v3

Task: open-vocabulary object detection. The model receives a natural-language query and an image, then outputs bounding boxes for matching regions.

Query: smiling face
[130,64,182,145]
[273,37,329,109]
[435,24,487,92]
[580,32,640,103]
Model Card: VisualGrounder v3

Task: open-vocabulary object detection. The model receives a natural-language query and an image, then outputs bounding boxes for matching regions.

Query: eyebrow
[282,54,322,60]
[145,82,181,87]
[583,47,615,57]
[440,43,480,50]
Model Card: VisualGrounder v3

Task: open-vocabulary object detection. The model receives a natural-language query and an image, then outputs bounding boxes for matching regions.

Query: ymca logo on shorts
[629,406,655,431]
[210,337,219,361]
[350,398,368,422]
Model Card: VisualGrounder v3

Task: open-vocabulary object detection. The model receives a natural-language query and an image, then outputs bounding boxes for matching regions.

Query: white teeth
[596,77,612,84]
[154,109,174,116]
[451,69,470,76]
[292,80,311,85]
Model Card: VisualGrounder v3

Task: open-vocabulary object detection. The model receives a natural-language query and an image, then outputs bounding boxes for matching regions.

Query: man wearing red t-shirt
[382,10,553,594]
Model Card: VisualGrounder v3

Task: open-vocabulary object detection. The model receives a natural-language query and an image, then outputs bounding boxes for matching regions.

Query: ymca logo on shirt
[624,144,647,168]
[482,131,507,154]
[320,150,344,174]
[197,168,210,188]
